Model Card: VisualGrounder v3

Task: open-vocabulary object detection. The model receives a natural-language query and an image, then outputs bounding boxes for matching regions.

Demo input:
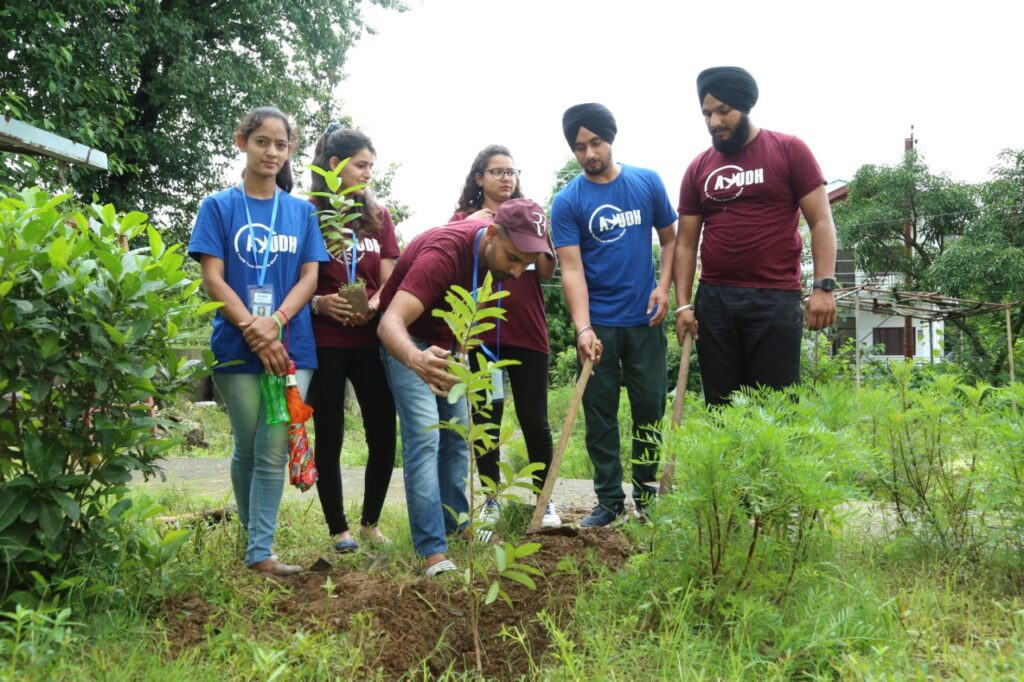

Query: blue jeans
[381,341,469,558]
[213,370,312,566]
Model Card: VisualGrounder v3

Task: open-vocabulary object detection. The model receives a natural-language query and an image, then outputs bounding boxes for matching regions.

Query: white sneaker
[479,499,501,524]
[540,501,562,528]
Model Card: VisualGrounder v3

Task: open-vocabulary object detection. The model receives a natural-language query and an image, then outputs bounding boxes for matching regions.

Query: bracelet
[674,304,694,314]
[271,313,283,332]
[274,308,289,324]
[575,325,593,340]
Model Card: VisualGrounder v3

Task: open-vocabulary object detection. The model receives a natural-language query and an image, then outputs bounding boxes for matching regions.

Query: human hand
[318,293,361,326]
[647,286,669,326]
[675,308,698,341]
[257,339,291,376]
[410,346,460,396]
[576,328,603,365]
[241,315,280,352]
[805,289,837,330]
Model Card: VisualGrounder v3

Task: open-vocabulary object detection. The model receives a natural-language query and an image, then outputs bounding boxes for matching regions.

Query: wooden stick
[658,331,693,495]
[527,353,595,533]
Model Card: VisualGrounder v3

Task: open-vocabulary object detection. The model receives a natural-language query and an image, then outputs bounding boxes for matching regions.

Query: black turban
[696,67,759,113]
[562,103,617,149]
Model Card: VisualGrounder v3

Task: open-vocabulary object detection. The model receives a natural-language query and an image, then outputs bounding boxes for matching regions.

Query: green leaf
[48,236,70,270]
[485,580,500,605]
[38,502,64,540]
[0,488,30,532]
[446,383,467,405]
[500,570,537,591]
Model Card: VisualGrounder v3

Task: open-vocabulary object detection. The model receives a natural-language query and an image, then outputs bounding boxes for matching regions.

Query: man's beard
[583,158,608,176]
[711,113,751,154]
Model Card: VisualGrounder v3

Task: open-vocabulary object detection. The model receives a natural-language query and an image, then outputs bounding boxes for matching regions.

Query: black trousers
[470,346,553,490]
[308,346,396,534]
[695,283,803,406]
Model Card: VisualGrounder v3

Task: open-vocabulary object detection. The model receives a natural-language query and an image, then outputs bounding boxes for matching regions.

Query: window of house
[873,326,914,355]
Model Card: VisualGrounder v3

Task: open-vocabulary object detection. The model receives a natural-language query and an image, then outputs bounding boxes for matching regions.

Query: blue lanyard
[238,186,280,287]
[349,235,358,282]
[472,228,502,361]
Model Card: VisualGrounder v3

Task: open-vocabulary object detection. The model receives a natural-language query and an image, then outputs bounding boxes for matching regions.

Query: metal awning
[0,116,108,171]
[835,285,1016,321]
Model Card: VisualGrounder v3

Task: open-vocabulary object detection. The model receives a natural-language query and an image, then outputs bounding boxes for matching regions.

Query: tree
[0,0,404,242]
[834,149,978,289]
[835,148,1024,381]
[543,157,579,359]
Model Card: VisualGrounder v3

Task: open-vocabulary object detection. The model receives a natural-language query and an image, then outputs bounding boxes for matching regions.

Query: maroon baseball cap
[494,198,552,255]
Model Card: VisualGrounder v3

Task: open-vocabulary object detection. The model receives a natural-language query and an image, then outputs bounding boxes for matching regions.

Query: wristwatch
[812,278,837,293]
[311,295,321,315]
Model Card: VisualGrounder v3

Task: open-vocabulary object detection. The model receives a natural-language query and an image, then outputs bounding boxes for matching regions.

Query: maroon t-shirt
[312,207,401,348]
[678,129,825,290]
[378,220,488,349]
[449,211,549,355]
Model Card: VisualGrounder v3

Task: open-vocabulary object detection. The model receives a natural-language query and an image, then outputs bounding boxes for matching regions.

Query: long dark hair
[309,124,382,235]
[455,144,524,214]
[236,106,297,192]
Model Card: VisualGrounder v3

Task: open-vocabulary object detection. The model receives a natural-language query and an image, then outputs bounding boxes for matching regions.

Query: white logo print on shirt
[703,164,765,202]
[587,204,642,244]
[232,223,298,268]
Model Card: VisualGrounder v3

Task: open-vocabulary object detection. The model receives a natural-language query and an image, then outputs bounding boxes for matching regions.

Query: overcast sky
[329,0,1023,238]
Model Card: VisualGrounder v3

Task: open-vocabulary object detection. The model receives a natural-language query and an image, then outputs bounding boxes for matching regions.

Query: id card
[490,368,504,402]
[248,285,274,318]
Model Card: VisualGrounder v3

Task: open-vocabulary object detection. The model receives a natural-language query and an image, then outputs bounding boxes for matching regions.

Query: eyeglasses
[483,168,521,180]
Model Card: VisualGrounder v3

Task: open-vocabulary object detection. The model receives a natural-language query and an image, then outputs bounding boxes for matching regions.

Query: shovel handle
[528,347,595,533]
[659,331,693,495]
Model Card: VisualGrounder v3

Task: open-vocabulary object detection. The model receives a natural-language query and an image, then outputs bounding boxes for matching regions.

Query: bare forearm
[809,218,837,280]
[561,269,591,330]
[276,263,318,320]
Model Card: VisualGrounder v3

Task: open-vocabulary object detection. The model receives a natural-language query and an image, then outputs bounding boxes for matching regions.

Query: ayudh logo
[703,164,765,202]
[587,204,642,244]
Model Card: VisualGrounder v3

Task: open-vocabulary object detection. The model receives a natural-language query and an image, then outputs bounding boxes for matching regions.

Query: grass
[11,371,1024,679]
[10,481,1024,681]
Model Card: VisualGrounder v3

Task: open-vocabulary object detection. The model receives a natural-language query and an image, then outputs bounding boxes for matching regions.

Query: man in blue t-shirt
[551,103,678,527]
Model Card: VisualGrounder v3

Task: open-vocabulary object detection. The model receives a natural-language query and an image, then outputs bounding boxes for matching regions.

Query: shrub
[0,187,210,596]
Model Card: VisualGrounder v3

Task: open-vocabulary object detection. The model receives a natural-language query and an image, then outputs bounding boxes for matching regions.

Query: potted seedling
[308,160,369,314]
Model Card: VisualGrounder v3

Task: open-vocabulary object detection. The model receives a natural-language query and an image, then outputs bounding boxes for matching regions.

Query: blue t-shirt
[188,186,329,373]
[551,164,677,327]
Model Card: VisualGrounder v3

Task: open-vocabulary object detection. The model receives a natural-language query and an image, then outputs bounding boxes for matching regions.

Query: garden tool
[528,343,596,534]
[658,331,693,495]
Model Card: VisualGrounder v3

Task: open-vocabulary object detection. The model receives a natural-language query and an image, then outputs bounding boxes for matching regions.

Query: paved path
[130,457,608,512]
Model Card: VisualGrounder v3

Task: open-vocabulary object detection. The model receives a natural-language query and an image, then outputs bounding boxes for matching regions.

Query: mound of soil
[162,528,632,680]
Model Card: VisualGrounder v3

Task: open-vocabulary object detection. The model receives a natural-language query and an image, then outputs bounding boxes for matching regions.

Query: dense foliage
[0,187,209,595]
[0,0,404,241]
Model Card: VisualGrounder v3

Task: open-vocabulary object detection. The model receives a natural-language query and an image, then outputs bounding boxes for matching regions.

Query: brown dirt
[160,528,632,680]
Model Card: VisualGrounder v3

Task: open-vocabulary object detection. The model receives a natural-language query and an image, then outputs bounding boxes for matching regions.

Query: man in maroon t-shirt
[376,198,551,577]
[674,66,837,405]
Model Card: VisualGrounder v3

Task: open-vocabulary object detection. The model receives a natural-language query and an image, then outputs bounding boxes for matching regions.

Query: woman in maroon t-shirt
[449,144,560,528]
[307,126,399,552]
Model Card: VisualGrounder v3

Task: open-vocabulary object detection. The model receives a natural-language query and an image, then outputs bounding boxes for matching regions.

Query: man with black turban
[673,66,837,406]
[550,103,678,527]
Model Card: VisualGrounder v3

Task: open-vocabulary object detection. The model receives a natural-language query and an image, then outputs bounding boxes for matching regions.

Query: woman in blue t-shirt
[188,107,329,576]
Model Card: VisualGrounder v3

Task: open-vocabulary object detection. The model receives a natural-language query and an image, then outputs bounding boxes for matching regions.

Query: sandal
[359,527,392,545]
[424,559,458,578]
[460,527,502,545]
[249,558,302,576]
[334,538,358,554]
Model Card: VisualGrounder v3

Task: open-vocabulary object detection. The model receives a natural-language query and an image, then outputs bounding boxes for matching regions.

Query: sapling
[431,272,544,673]
[307,161,369,313]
